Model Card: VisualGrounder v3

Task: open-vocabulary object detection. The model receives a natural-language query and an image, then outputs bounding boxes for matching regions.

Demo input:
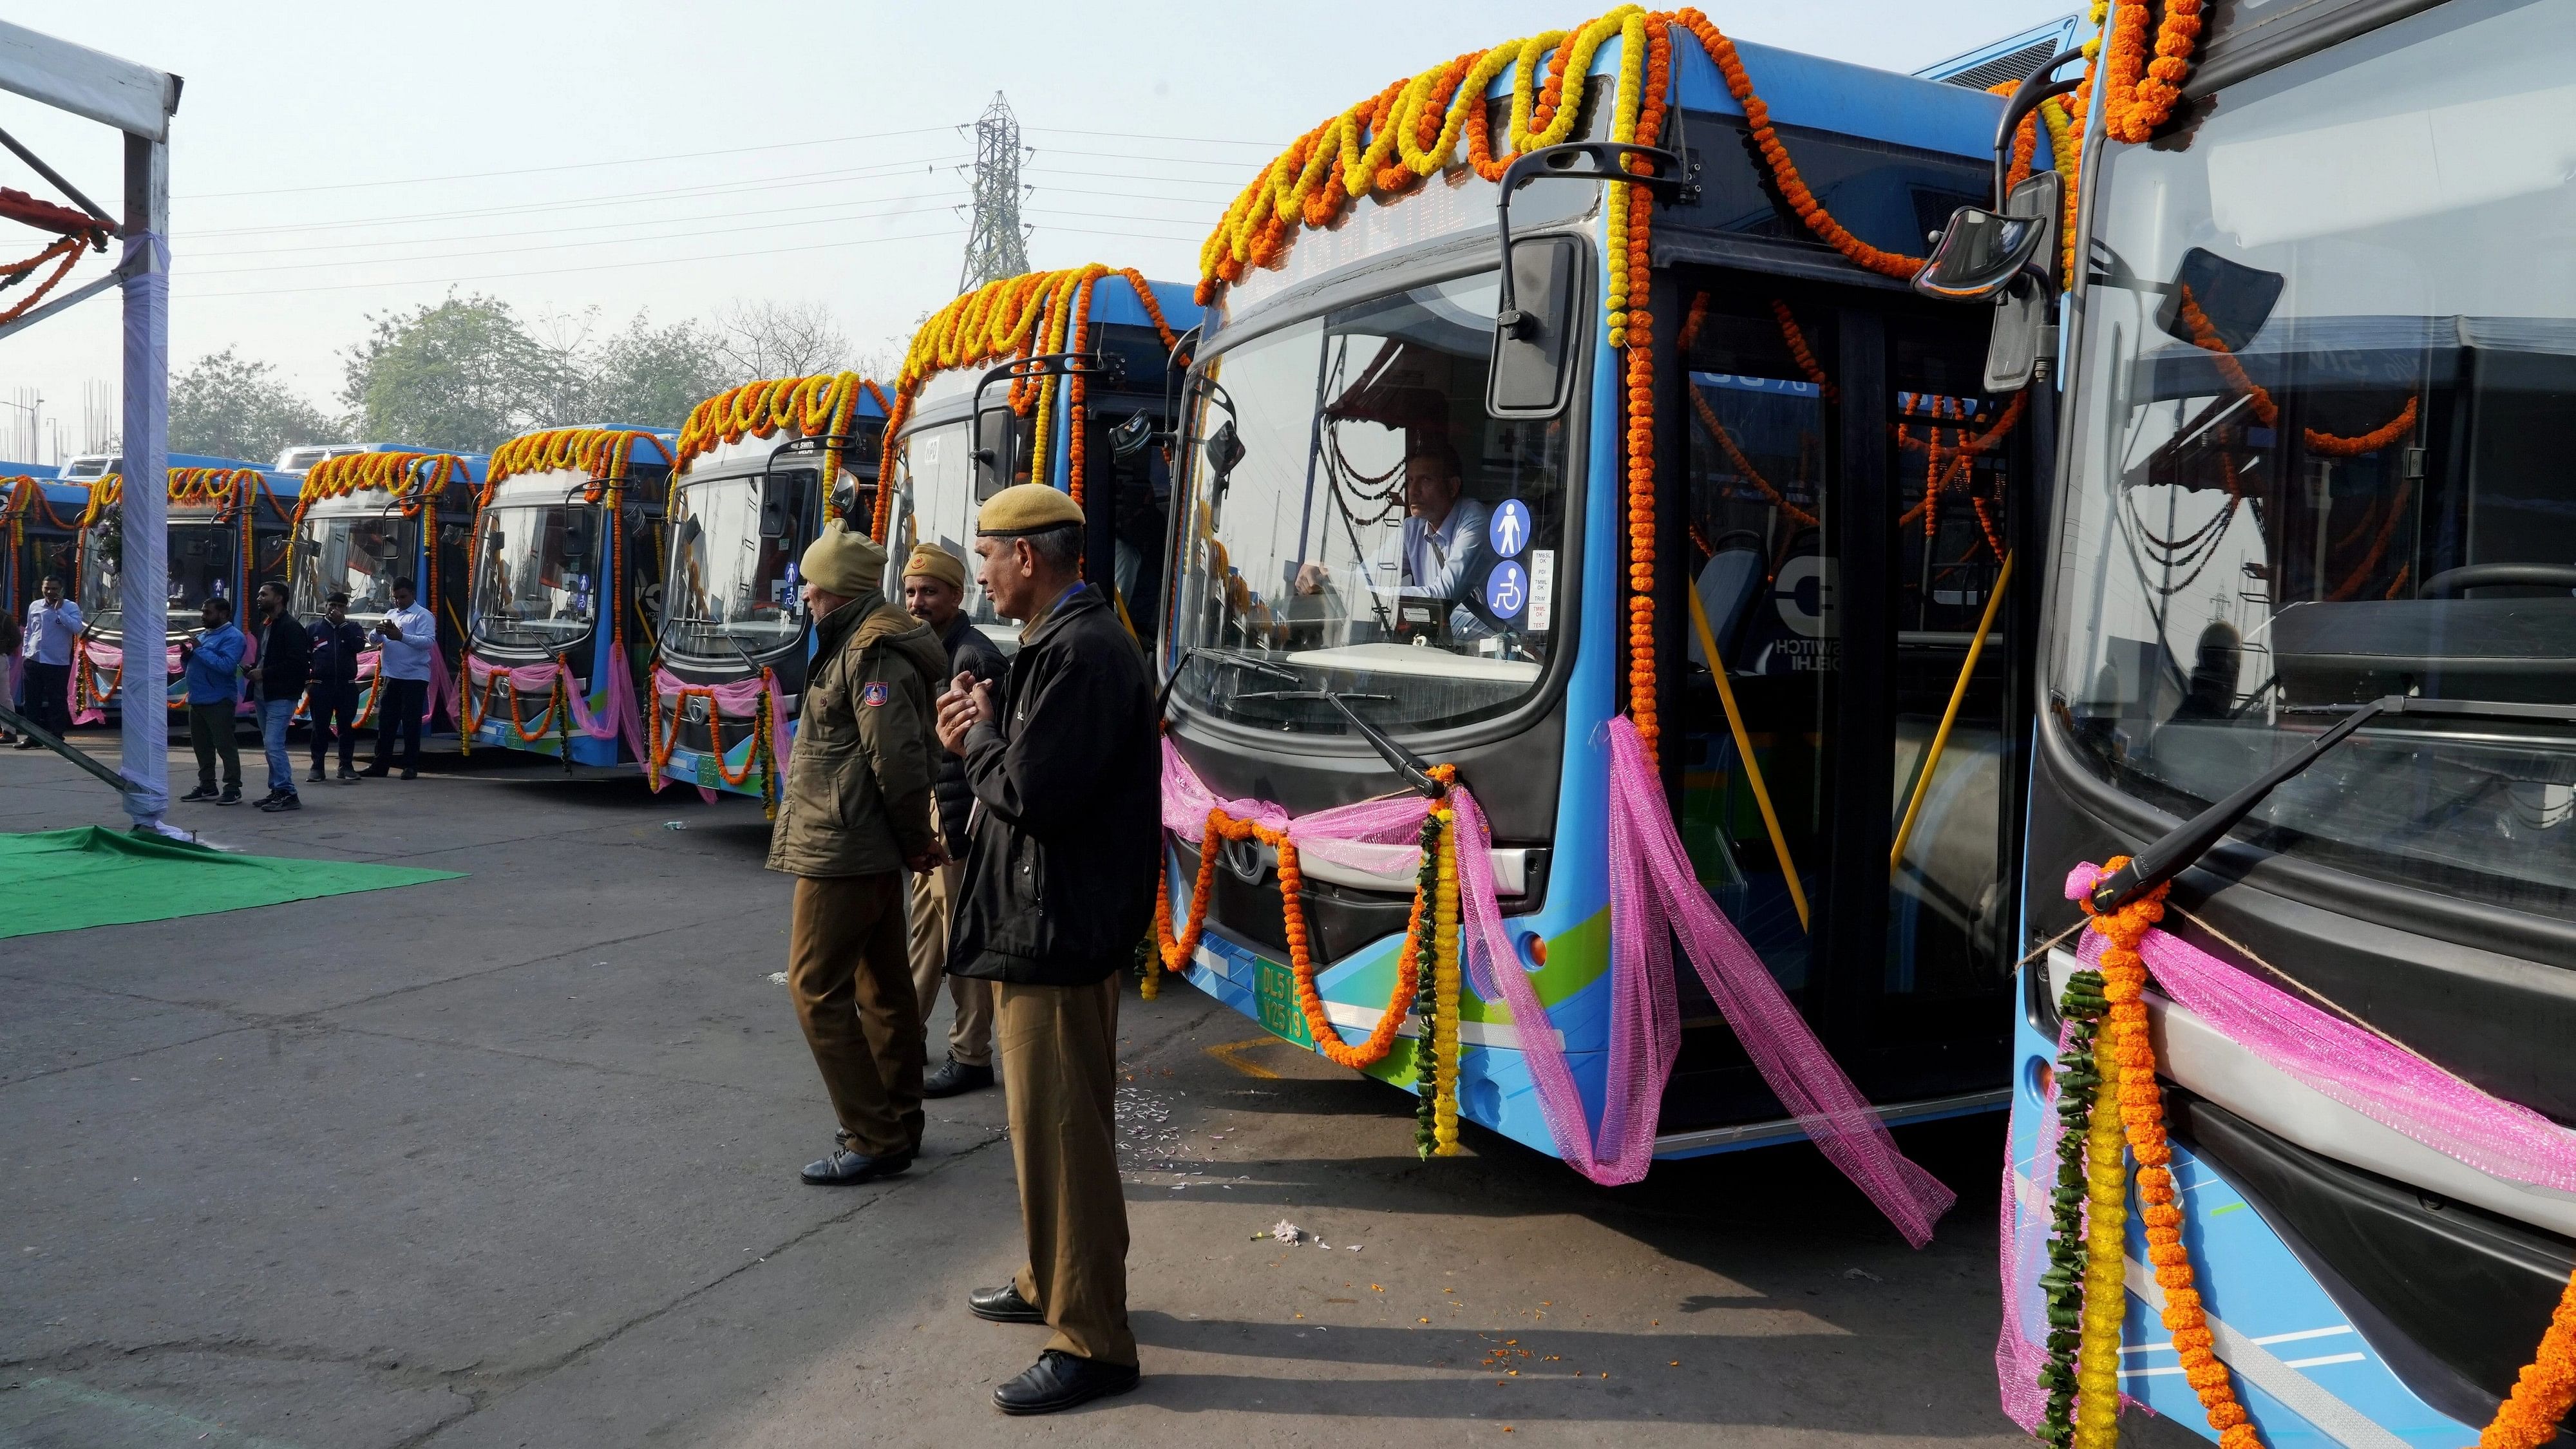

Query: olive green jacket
[764,591,950,878]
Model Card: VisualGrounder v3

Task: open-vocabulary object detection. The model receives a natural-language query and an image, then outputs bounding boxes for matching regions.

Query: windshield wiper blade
[1155,645,1301,723]
[1234,688,1443,798]
[2089,695,2576,913]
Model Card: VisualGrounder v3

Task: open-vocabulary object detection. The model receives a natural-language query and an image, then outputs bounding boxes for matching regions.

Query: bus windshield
[291,510,410,622]
[663,470,807,660]
[472,502,597,650]
[82,518,240,632]
[895,419,1007,634]
[2055,0,2576,918]
[1168,269,1575,735]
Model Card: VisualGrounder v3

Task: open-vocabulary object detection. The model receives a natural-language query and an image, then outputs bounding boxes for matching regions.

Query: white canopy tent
[0,22,182,834]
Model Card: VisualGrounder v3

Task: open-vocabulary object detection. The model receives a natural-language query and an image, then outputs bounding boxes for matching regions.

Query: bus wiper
[2088,695,2576,913]
[1155,645,1300,723]
[1233,687,1444,798]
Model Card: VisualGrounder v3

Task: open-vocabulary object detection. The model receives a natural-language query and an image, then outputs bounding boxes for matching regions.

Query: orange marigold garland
[674,373,889,522]
[2172,289,2419,459]
[2484,1273,2576,1449]
[871,266,1184,543]
[1153,765,1459,1069]
[2099,0,2203,144]
[2082,860,2261,1449]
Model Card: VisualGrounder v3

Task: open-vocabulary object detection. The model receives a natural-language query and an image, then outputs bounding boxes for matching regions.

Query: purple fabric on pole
[2065,862,2576,1192]
[1607,717,1955,1242]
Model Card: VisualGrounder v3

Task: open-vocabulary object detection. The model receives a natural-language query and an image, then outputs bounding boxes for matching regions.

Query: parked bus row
[17,8,2570,1443]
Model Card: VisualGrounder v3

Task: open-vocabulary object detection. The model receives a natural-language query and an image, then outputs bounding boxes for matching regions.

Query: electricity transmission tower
[958,91,1032,292]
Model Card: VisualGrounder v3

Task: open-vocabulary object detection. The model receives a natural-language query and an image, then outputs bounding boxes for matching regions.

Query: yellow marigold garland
[2084,862,2262,1449]
[674,374,890,523]
[869,265,1185,543]
[1431,804,1464,1154]
[2073,1029,2127,1449]
[289,453,467,620]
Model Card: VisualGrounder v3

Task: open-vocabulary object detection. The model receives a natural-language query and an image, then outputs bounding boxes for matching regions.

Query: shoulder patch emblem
[860,682,891,708]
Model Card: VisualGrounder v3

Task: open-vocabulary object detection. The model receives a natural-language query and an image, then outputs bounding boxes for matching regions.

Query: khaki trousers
[907,860,993,1068]
[1001,976,1135,1367]
[787,873,925,1159]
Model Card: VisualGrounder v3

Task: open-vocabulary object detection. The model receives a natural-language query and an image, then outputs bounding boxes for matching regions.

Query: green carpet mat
[0,827,463,938]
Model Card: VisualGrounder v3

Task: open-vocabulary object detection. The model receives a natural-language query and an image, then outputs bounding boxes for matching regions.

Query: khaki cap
[799,522,887,598]
[975,482,1084,538]
[903,543,967,591]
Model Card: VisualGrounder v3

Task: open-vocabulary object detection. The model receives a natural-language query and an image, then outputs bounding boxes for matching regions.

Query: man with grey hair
[936,483,1158,1416]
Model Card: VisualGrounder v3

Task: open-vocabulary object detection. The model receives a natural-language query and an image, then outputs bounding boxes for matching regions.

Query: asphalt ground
[0,725,2193,1448]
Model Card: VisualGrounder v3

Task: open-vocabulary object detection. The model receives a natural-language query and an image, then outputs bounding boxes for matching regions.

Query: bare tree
[711,299,851,383]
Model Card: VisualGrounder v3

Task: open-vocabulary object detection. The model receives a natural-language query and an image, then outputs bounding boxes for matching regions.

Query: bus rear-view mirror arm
[1490,141,1694,421]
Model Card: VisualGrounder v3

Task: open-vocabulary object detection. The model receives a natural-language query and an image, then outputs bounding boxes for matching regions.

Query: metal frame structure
[0,21,182,833]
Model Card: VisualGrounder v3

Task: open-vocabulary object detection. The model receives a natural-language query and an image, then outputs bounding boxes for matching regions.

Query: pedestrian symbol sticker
[1484,560,1529,620]
[1488,499,1531,558]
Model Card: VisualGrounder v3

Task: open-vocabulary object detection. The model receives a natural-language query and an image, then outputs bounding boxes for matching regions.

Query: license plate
[1253,954,1318,1050]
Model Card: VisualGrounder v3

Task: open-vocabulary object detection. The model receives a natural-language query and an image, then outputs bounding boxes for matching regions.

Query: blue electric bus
[459,426,675,767]
[3,466,79,619]
[653,376,889,800]
[1915,0,2576,1442]
[884,267,1201,651]
[73,459,301,717]
[287,448,486,733]
[1156,21,2038,1168]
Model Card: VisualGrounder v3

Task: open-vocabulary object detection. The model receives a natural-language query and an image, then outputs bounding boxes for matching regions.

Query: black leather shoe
[360,764,388,778]
[992,1349,1138,1415]
[799,1148,912,1186]
[967,1282,1046,1325]
[923,1057,995,1098]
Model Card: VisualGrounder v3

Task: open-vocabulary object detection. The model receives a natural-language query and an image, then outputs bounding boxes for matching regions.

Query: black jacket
[932,614,1008,854]
[947,585,1159,986]
[257,610,312,703]
[307,619,368,687]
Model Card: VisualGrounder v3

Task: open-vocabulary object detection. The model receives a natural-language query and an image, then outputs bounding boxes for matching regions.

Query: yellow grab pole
[1889,550,2014,875]
[1687,583,1810,931]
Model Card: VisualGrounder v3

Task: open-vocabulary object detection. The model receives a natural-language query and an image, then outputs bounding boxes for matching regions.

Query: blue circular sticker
[1488,498,1531,559]
[1484,560,1530,620]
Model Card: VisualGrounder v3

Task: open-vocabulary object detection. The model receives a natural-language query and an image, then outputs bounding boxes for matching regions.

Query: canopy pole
[117,129,170,832]
[1889,551,2014,874]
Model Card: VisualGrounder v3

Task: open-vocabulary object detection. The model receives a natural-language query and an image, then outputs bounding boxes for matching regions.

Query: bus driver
[1291,439,1488,638]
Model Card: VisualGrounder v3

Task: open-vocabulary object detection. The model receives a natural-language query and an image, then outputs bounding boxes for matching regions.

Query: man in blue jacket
[178,594,245,805]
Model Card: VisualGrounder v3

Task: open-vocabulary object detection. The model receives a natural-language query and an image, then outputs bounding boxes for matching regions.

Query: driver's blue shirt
[1369,498,1490,603]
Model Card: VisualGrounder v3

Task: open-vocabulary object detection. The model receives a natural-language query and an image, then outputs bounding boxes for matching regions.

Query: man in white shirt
[16,574,82,747]
[1293,442,1490,636]
[361,576,436,779]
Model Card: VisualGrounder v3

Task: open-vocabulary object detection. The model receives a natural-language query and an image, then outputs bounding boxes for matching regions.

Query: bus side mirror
[1487,234,1578,419]
[1915,171,2063,392]
[758,491,790,540]
[560,527,591,565]
[1203,421,1244,498]
[972,405,1016,502]
[2154,246,2285,354]
[1913,171,2058,303]
[1108,410,1158,459]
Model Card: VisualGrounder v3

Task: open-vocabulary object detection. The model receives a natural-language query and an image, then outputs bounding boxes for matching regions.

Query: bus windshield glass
[664,471,807,659]
[471,502,597,649]
[82,518,241,632]
[2054,0,2576,918]
[291,510,409,621]
[895,419,1007,634]
[1168,269,1575,735]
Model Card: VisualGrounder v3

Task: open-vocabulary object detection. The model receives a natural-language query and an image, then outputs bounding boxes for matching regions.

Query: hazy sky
[0,0,2070,460]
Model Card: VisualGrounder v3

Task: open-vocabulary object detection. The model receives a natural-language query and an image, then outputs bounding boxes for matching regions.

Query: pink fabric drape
[462,652,645,761]
[1157,720,1956,1245]
[349,648,450,724]
[69,640,182,725]
[2065,862,2576,1191]
[647,668,790,804]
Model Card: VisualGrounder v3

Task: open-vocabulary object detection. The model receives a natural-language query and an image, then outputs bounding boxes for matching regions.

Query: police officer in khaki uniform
[935,485,1159,1415]
[767,522,954,1186]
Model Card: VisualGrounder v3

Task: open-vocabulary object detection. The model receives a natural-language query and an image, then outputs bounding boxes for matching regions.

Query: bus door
[1660,272,2023,1126]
